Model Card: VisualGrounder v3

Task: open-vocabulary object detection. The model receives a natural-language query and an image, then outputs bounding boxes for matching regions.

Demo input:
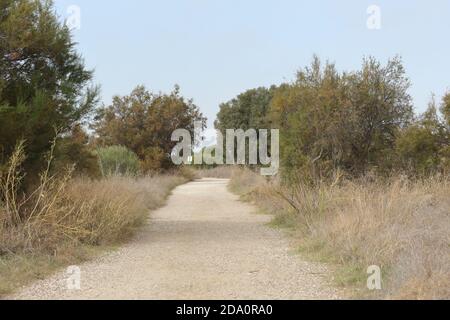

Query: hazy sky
[54,0,450,130]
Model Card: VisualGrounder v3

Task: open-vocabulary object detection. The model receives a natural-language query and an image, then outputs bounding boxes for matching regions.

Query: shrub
[53,125,101,178]
[97,145,140,177]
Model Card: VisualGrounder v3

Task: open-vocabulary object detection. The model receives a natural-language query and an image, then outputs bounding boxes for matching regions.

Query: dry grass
[230,168,450,300]
[0,143,187,295]
[194,166,239,179]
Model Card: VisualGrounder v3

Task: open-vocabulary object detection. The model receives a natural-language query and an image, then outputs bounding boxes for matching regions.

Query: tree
[215,86,276,133]
[94,85,206,171]
[52,125,101,178]
[396,96,450,174]
[0,0,98,178]
[442,92,450,127]
[269,57,346,179]
[343,56,413,170]
[215,86,277,166]
[269,56,413,178]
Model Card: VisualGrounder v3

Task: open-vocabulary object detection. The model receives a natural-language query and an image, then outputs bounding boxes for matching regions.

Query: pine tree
[0,0,99,177]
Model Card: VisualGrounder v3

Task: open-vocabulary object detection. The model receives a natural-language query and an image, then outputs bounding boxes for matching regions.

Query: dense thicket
[216,56,449,180]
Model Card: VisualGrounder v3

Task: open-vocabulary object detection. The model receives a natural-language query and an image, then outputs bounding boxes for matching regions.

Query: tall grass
[195,166,239,179]
[0,143,187,294]
[230,168,450,299]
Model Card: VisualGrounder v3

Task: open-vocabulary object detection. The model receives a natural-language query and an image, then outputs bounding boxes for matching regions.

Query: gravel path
[10,179,341,300]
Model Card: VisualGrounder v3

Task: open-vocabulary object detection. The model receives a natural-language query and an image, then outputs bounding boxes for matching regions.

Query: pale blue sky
[54,0,450,128]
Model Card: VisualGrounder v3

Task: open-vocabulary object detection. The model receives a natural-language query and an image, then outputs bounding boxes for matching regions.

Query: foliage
[270,56,413,179]
[442,92,450,127]
[52,125,101,178]
[396,98,450,174]
[94,85,206,172]
[0,0,99,180]
[215,86,276,132]
[97,145,140,177]
[215,86,278,166]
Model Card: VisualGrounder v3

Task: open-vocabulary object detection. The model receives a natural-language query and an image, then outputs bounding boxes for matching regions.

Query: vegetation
[97,145,140,177]
[0,0,193,296]
[1,0,448,300]
[215,86,276,133]
[229,168,449,299]
[0,0,99,183]
[93,85,207,172]
[0,142,188,295]
[396,97,450,174]
[216,56,449,180]
[217,57,449,299]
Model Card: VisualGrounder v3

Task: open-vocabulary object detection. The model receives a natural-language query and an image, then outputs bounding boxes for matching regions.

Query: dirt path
[11,179,341,300]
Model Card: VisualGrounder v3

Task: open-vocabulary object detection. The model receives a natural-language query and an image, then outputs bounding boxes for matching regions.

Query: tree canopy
[0,0,98,177]
[216,56,449,179]
[94,85,206,171]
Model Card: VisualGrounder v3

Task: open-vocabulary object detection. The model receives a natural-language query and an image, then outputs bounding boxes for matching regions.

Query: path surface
[11,179,341,300]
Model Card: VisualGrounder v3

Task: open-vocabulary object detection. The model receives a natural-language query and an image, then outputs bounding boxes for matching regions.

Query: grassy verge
[0,146,189,296]
[229,168,450,300]
[194,166,238,179]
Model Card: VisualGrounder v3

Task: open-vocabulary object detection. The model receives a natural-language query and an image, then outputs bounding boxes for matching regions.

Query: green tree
[215,86,276,132]
[215,86,277,166]
[396,97,450,174]
[0,0,98,177]
[94,85,206,171]
[442,92,450,127]
[270,56,413,178]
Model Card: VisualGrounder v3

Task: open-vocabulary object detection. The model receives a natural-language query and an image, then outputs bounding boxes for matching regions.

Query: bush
[97,145,140,177]
[53,125,101,178]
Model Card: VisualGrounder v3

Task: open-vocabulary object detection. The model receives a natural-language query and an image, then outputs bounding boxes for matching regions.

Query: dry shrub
[231,168,450,299]
[0,143,186,256]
